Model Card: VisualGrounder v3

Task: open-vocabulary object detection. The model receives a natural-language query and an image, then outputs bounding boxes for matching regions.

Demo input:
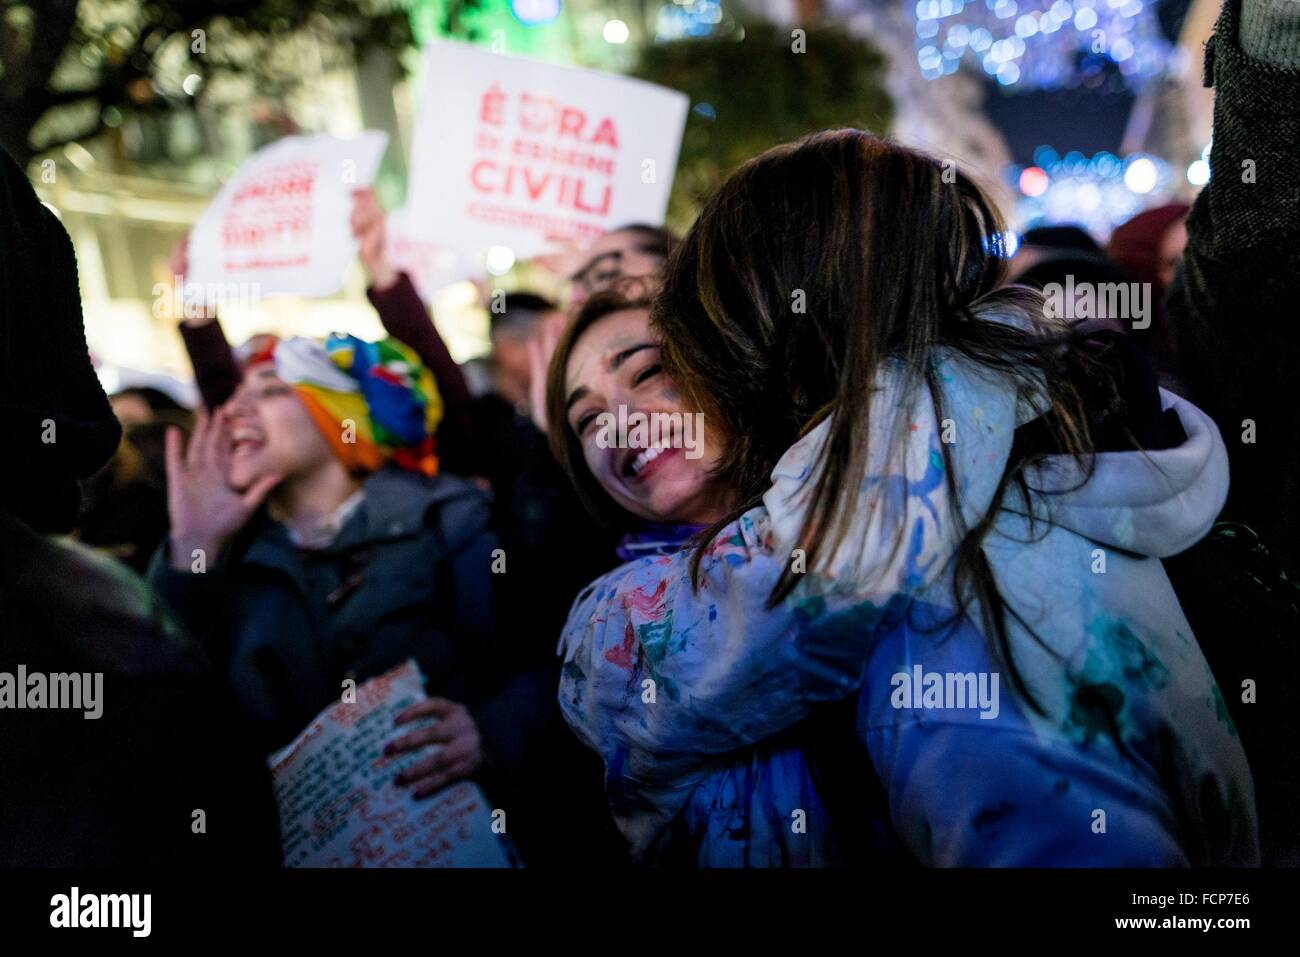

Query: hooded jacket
[558,347,1257,866]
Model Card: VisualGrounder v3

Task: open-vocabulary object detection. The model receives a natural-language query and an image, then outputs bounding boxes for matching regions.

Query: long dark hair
[652,129,1112,710]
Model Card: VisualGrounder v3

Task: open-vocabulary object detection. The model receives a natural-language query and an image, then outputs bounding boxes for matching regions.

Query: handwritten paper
[268,659,513,867]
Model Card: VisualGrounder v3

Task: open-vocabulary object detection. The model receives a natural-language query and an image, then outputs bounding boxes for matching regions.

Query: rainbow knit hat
[270,333,442,477]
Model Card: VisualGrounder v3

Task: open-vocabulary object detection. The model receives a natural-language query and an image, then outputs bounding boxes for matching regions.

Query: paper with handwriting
[269,659,513,867]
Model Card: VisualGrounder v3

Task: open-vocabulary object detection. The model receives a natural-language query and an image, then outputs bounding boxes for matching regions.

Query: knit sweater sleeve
[178,318,242,411]
[1185,0,1300,261]
[1240,0,1300,67]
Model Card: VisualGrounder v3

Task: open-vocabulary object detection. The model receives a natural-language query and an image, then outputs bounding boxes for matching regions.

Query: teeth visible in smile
[230,426,265,452]
[630,445,666,476]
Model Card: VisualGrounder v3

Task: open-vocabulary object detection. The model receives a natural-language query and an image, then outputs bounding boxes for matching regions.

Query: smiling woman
[545,286,870,867]
[546,286,733,529]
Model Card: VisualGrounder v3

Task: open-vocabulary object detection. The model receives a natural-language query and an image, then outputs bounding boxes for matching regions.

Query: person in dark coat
[1160,0,1300,867]
[1166,0,1300,558]
[0,143,279,867]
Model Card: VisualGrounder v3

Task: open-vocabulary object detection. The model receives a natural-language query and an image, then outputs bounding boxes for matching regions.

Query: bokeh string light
[1007,145,1175,237]
[656,0,726,41]
[914,0,1173,90]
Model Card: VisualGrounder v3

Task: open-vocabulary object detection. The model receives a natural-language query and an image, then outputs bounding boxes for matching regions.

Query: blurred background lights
[914,0,1173,90]
[1011,147,1173,238]
[603,19,630,44]
[1019,165,1049,196]
[485,246,516,276]
[655,0,724,41]
[1123,155,1158,194]
[510,0,562,26]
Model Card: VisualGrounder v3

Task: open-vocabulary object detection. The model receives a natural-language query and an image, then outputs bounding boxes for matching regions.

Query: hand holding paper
[385,696,485,798]
[269,660,513,868]
[350,187,398,292]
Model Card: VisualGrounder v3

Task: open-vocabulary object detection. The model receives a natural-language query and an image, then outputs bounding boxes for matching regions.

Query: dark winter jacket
[1161,0,1300,867]
[1166,0,1300,559]
[147,467,552,772]
[1,510,280,866]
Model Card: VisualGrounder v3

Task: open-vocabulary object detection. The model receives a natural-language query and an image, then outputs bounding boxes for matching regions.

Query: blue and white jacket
[558,350,1259,866]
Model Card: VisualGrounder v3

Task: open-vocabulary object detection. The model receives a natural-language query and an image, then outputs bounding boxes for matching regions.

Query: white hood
[1025,389,1229,558]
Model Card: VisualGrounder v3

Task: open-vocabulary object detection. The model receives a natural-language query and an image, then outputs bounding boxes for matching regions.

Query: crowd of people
[2,0,1297,868]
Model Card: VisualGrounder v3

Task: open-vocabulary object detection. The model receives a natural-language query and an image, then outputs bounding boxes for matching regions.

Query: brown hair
[611,223,680,261]
[652,129,1111,710]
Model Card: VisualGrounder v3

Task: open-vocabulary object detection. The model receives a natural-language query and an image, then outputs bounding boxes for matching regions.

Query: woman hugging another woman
[547,130,1258,867]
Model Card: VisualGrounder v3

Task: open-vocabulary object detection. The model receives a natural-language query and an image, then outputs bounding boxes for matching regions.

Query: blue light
[984,230,1020,258]
[656,3,720,41]
[1015,13,1039,37]
[1012,150,1174,237]
[914,0,1171,90]
[511,0,562,26]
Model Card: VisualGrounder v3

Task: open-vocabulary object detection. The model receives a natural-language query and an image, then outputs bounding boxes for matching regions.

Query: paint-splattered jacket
[558,350,1259,866]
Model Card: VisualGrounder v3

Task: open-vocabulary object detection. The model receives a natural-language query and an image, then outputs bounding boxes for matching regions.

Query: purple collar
[615,522,707,562]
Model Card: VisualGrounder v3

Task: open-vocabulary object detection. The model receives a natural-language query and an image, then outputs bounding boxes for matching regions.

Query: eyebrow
[608,342,656,372]
[565,385,590,414]
[570,250,622,283]
[564,342,657,416]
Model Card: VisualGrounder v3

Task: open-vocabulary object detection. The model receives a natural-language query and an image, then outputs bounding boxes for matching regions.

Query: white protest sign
[187,131,388,302]
[405,39,687,266]
[386,206,477,304]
